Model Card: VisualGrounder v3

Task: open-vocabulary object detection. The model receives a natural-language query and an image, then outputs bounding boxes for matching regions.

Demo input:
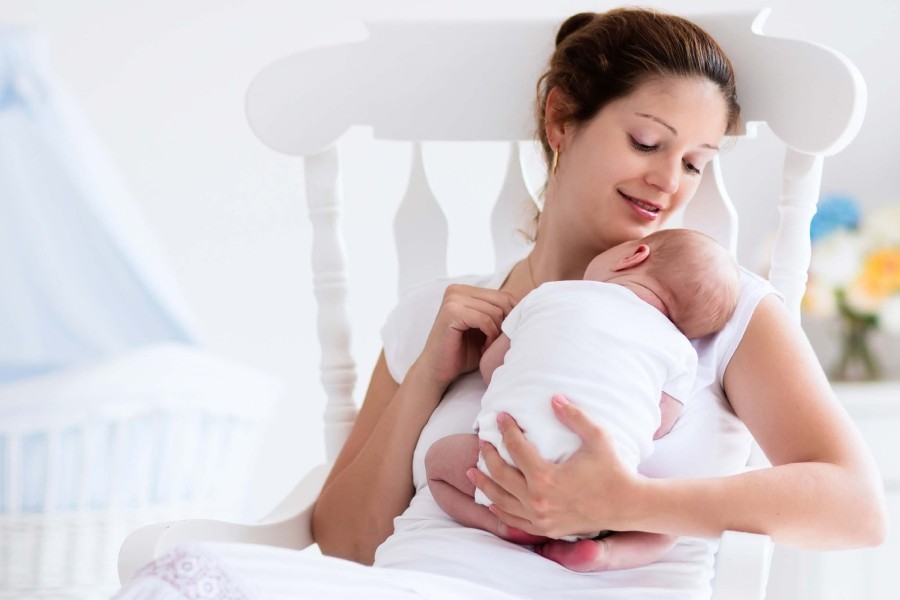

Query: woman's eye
[683,161,701,175]
[629,137,656,153]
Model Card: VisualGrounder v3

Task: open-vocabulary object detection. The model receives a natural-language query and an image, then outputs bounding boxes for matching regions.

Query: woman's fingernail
[497,412,509,424]
[552,394,569,407]
[466,469,477,484]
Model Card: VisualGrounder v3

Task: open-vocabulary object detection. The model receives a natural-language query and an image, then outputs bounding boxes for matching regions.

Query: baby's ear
[613,244,651,271]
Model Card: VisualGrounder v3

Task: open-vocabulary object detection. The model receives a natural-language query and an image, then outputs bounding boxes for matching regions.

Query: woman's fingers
[421,285,520,385]
[489,503,539,536]
[480,415,565,535]
[451,304,501,342]
[475,396,635,538]
[496,412,552,480]
[549,394,607,449]
[473,442,526,500]
[443,284,517,321]
[468,461,540,535]
[467,464,520,511]
[441,289,518,349]
[447,296,511,332]
[445,283,518,311]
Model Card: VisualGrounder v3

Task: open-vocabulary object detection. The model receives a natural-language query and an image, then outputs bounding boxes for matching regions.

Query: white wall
[2,0,897,518]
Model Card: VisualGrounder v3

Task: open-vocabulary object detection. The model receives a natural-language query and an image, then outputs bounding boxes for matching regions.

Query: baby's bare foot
[496,522,551,545]
[536,538,611,572]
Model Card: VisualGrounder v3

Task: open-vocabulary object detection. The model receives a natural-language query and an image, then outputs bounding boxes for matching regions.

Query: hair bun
[555,12,595,46]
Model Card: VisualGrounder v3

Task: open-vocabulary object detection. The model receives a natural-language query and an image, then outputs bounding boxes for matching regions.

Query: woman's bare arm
[700,295,886,546]
[473,296,888,549]
[312,352,436,564]
[312,284,517,564]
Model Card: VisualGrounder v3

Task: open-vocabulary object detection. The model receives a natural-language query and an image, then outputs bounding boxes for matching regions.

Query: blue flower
[811,194,860,242]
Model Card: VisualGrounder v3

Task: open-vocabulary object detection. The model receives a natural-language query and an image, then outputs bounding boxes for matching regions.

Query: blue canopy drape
[0,28,197,384]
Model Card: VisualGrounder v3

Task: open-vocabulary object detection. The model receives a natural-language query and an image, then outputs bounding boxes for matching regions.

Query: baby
[425,228,741,572]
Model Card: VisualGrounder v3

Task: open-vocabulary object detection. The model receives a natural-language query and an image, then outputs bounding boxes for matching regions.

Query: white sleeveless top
[373,265,778,600]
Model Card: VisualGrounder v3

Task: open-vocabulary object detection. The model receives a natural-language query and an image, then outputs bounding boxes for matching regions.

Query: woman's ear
[612,244,651,271]
[545,87,568,150]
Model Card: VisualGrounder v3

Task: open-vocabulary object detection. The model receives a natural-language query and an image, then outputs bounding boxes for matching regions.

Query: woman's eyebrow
[635,112,719,150]
[637,112,677,135]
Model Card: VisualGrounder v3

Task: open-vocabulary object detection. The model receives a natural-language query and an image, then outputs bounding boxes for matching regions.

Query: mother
[312,7,886,597]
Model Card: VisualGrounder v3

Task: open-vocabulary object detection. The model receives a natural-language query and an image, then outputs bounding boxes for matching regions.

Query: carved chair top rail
[246,10,865,158]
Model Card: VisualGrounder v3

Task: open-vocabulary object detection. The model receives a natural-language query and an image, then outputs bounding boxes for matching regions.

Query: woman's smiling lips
[619,190,662,220]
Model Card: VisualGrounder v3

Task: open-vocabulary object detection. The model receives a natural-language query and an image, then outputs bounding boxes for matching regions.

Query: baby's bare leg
[425,434,547,544]
[537,532,678,572]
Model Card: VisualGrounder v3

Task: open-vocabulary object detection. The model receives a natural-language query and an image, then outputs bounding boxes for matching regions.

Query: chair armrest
[256,463,331,524]
[711,530,774,600]
[118,463,331,584]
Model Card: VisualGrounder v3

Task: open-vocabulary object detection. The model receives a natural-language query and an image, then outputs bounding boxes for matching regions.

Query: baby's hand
[653,392,684,440]
[479,333,511,385]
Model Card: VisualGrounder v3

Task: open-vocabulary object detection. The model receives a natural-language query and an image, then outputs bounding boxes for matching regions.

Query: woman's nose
[646,157,679,194]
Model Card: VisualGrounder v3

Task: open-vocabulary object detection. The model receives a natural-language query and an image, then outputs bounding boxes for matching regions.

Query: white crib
[0,343,279,599]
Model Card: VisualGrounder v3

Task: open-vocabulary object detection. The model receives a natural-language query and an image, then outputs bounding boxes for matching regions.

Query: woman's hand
[415,284,518,389]
[469,395,643,539]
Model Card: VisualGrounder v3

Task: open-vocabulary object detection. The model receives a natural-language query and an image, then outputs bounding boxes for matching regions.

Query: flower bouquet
[804,195,900,381]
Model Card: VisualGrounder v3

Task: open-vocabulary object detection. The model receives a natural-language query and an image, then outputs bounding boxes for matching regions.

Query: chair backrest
[245,10,865,462]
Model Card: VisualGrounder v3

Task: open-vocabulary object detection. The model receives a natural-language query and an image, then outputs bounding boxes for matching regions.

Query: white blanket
[114,543,522,600]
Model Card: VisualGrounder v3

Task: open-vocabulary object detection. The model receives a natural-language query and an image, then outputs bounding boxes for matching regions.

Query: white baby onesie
[474,280,697,510]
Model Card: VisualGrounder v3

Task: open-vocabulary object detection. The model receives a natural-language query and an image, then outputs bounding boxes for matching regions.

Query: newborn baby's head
[583,229,740,339]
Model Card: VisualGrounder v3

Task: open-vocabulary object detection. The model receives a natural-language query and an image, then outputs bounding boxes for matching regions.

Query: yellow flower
[855,248,900,300]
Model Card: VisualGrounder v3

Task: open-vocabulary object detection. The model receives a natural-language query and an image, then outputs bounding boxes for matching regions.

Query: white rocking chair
[117,9,866,600]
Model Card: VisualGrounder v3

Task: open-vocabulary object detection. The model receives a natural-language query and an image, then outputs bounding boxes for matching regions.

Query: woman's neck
[501,239,599,302]
[528,216,608,286]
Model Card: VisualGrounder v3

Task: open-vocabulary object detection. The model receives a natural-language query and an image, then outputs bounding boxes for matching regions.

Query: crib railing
[0,343,279,598]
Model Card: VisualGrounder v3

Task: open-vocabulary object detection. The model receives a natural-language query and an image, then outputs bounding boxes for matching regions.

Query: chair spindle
[682,156,739,257]
[770,149,824,319]
[305,146,358,462]
[394,142,448,295]
[490,143,535,273]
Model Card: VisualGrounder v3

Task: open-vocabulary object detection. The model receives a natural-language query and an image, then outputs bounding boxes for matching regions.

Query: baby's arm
[479,333,511,385]
[537,531,677,572]
[425,434,547,545]
[653,392,684,440]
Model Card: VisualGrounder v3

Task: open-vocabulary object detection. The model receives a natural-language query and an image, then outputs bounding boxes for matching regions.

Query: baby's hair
[641,229,740,339]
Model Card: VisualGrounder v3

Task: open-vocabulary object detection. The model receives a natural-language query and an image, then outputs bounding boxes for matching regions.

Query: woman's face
[549,76,729,252]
